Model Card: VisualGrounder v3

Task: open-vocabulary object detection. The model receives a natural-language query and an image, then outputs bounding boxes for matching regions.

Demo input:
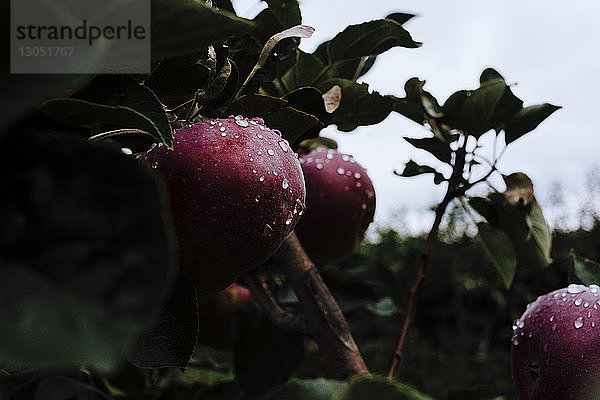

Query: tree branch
[240,271,307,334]
[274,231,369,379]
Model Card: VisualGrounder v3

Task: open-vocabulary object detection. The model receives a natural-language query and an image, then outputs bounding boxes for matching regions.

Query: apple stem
[240,271,307,333]
[276,231,370,378]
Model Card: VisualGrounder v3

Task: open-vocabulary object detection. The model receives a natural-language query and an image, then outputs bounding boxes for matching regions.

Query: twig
[386,188,454,378]
[274,231,369,379]
[240,271,307,333]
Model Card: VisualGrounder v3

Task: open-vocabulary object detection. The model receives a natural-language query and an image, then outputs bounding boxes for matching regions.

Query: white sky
[234,0,600,233]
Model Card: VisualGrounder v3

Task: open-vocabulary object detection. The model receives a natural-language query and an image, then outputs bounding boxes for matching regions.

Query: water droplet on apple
[252,169,257,174]
[337,168,345,175]
[259,176,265,182]
[282,178,289,189]
[273,170,278,176]
[574,317,584,329]
[263,223,273,236]
[550,316,554,322]
[590,284,600,293]
[516,320,524,328]
[278,141,289,152]
[267,149,275,156]
[575,298,583,306]
[568,284,586,294]
[354,172,361,179]
[316,163,323,169]
[342,155,350,161]
[235,119,249,127]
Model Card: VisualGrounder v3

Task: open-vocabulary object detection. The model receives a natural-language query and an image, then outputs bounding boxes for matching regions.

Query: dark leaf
[392,97,425,125]
[404,137,452,163]
[283,87,328,121]
[479,67,505,84]
[384,12,417,25]
[34,375,111,400]
[504,103,561,144]
[151,0,254,63]
[324,18,421,64]
[258,378,344,400]
[227,94,322,145]
[443,79,523,137]
[395,160,445,184]
[468,197,497,225]
[127,274,198,369]
[0,132,172,372]
[281,51,327,91]
[145,54,210,110]
[570,250,600,286]
[234,317,304,398]
[317,79,394,131]
[477,223,517,288]
[265,0,302,28]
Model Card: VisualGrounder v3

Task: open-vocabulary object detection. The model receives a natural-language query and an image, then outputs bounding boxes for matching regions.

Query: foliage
[0,0,566,398]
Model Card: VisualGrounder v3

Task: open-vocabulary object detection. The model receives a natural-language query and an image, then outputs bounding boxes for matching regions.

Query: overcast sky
[234,1,600,233]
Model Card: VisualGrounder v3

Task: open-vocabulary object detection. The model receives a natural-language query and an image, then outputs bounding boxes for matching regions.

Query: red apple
[197,283,252,348]
[511,284,600,400]
[294,147,375,263]
[143,116,305,294]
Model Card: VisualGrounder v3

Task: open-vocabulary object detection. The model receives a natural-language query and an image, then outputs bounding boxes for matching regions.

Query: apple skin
[197,283,252,348]
[511,284,600,400]
[294,147,375,263]
[143,117,305,294]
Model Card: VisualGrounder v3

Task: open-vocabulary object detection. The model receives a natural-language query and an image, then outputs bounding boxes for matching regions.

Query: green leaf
[39,99,171,148]
[258,378,345,400]
[127,274,198,369]
[473,193,552,270]
[283,87,328,122]
[443,78,523,137]
[504,103,561,144]
[404,137,452,163]
[570,250,600,286]
[265,0,302,28]
[384,13,417,25]
[281,51,327,91]
[145,54,210,109]
[317,79,395,131]
[479,67,505,84]
[324,18,421,64]
[395,160,445,184]
[226,94,323,145]
[0,132,172,372]
[151,0,254,63]
[477,223,517,288]
[333,376,433,400]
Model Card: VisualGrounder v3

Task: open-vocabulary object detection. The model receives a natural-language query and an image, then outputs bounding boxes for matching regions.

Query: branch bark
[274,231,369,379]
[240,271,307,334]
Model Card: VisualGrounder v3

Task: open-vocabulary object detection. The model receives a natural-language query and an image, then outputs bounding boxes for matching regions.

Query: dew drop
[366,190,375,199]
[585,302,590,307]
[282,178,289,189]
[278,141,289,152]
[575,298,583,306]
[263,223,273,236]
[285,217,293,226]
[356,182,362,188]
[550,316,554,322]
[251,117,265,125]
[273,170,278,176]
[575,317,584,329]
[588,311,592,318]
[259,176,265,182]
[568,284,586,294]
[254,196,260,203]
[235,135,239,139]
[316,163,323,170]
[327,153,333,159]
[342,155,350,161]
[591,284,600,293]
[512,335,519,346]
[354,172,361,179]
[516,320,524,329]
[337,168,345,175]
[361,203,367,210]
[267,149,275,156]
[346,170,352,176]
[235,119,249,127]
[210,120,217,125]
[272,129,282,136]
[593,321,596,328]
[257,133,264,139]
[252,169,257,174]
[219,127,226,132]
[221,132,227,137]
[234,115,243,120]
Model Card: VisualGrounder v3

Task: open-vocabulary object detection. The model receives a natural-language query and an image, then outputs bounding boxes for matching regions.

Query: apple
[197,283,252,348]
[511,284,600,400]
[294,147,375,263]
[143,116,306,294]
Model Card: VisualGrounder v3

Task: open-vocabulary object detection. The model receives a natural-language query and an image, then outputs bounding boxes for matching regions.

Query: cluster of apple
[143,116,375,293]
